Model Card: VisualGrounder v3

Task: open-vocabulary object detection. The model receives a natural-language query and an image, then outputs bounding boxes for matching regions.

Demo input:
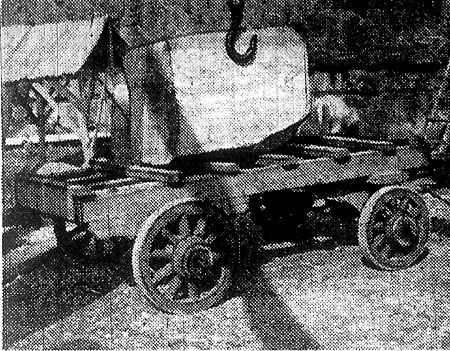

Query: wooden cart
[16,133,441,313]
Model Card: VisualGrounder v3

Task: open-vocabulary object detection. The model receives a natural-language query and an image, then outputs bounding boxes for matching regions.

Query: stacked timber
[122,26,309,165]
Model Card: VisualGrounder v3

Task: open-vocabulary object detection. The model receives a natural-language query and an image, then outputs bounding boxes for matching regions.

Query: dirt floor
[4,237,450,350]
[3,193,450,350]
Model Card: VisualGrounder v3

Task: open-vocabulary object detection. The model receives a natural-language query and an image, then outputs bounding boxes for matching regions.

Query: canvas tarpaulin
[1,16,108,83]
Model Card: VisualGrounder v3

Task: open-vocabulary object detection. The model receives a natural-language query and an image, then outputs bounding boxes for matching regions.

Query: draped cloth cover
[1,16,108,83]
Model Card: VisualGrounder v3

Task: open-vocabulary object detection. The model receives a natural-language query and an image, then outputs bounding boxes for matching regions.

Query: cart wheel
[132,199,236,314]
[358,186,429,270]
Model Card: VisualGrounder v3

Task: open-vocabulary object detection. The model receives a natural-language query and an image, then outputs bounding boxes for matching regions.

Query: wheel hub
[387,214,417,248]
[173,236,213,279]
[183,246,213,279]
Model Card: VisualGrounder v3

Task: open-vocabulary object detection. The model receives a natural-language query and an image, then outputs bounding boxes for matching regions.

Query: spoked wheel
[132,199,237,314]
[358,186,430,270]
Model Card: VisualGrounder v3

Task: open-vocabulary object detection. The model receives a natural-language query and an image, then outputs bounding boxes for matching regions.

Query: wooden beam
[46,80,94,167]
[126,165,182,183]
[293,135,397,153]
[123,45,174,165]
[225,146,429,198]
[49,81,87,127]
[26,85,50,162]
[94,77,127,116]
[32,83,57,109]
[203,162,241,174]
[285,143,350,160]
[321,136,396,153]
[256,154,305,167]
[367,171,409,185]
[11,91,40,126]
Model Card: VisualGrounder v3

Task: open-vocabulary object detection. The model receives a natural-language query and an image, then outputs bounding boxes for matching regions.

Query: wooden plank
[126,165,182,183]
[294,135,396,153]
[321,136,396,153]
[256,154,305,167]
[367,171,409,185]
[202,162,241,174]
[87,178,141,191]
[286,144,350,160]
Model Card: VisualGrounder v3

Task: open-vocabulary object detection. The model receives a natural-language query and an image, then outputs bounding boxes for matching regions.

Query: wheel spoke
[187,281,200,299]
[162,228,181,244]
[380,242,393,259]
[381,205,394,219]
[148,247,172,260]
[359,188,429,270]
[387,199,399,212]
[399,197,410,212]
[166,275,182,299]
[152,263,173,286]
[395,235,411,247]
[205,230,220,245]
[193,218,206,237]
[372,233,388,249]
[372,221,385,232]
[179,214,190,238]
[135,201,235,313]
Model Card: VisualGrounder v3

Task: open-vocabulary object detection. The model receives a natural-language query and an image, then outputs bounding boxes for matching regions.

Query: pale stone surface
[130,27,309,164]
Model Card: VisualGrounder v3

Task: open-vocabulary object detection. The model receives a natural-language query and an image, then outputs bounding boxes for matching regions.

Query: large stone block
[124,26,309,165]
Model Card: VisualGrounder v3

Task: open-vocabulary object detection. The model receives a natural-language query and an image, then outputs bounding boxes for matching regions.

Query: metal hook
[225,0,257,66]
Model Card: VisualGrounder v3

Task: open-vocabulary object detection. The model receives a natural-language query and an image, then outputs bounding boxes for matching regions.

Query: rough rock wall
[310,68,445,140]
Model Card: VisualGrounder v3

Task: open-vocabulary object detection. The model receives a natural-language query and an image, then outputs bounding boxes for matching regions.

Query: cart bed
[15,137,429,239]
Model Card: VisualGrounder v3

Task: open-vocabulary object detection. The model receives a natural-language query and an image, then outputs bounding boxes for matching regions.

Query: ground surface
[3,192,450,350]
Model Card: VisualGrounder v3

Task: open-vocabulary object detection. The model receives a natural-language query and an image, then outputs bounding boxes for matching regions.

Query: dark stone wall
[309,67,446,139]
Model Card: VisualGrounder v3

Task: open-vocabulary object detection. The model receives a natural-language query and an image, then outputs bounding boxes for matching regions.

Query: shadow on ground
[432,217,450,238]
[360,247,430,271]
[242,264,320,350]
[2,206,48,255]
[2,239,133,348]
[230,200,360,350]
